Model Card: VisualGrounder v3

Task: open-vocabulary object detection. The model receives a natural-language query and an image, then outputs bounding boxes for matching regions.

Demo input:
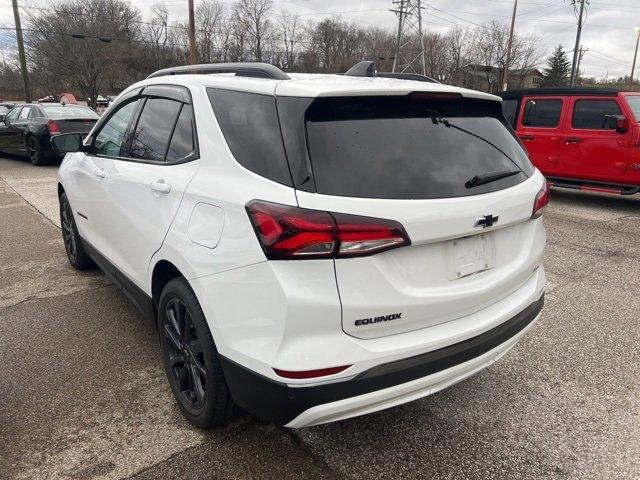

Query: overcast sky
[1,0,639,79]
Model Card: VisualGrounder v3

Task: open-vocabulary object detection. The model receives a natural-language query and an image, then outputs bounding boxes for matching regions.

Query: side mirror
[604,115,629,133]
[51,132,83,153]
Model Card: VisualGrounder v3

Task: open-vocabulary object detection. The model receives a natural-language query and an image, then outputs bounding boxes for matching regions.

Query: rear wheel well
[152,260,184,308]
[57,183,65,197]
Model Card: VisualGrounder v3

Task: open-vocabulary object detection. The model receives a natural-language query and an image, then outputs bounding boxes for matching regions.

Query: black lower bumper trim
[220,295,544,426]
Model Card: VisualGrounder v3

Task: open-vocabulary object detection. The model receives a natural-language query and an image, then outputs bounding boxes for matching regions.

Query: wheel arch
[57,182,65,197]
[151,259,185,312]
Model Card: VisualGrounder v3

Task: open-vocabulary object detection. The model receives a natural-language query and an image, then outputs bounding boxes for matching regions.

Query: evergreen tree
[542,45,571,86]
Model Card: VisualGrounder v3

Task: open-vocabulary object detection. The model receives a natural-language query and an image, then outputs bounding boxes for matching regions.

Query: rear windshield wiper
[465,170,520,188]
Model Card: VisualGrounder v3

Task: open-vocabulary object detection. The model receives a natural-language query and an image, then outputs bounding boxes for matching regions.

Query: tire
[27,136,45,166]
[59,192,95,269]
[158,277,239,428]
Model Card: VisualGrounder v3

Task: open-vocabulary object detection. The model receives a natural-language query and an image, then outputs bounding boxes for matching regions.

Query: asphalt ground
[1,156,639,480]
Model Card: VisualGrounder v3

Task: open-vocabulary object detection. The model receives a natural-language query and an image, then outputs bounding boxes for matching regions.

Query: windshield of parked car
[42,106,100,120]
[0,106,9,114]
[625,95,640,122]
[304,95,533,200]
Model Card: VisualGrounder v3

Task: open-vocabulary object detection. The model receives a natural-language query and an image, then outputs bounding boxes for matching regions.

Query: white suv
[54,62,548,428]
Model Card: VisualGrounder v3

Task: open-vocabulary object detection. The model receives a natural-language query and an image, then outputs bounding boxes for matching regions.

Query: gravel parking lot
[1,156,639,480]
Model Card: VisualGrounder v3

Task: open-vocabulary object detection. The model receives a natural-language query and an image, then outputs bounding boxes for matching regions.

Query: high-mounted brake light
[408,91,462,101]
[532,180,550,219]
[246,200,411,260]
[273,365,351,379]
[47,120,61,135]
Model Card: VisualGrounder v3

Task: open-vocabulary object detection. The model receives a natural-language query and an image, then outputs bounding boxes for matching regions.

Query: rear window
[522,99,562,127]
[207,89,292,186]
[625,95,640,122]
[305,96,533,200]
[42,106,99,120]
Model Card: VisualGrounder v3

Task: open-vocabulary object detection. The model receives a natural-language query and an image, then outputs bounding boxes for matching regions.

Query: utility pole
[187,0,197,65]
[630,28,640,88]
[501,0,518,91]
[575,45,588,84]
[570,0,586,86]
[391,0,426,76]
[11,0,30,103]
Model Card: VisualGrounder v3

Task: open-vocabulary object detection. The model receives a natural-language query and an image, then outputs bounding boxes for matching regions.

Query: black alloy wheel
[27,136,44,166]
[158,278,238,428]
[163,297,208,411]
[59,192,94,269]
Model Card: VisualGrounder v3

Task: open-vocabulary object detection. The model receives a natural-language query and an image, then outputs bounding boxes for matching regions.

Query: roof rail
[147,62,291,80]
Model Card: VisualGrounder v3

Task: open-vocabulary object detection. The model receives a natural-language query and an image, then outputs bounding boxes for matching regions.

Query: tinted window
[166,105,195,161]
[207,89,291,185]
[522,99,562,127]
[305,96,532,200]
[572,99,622,129]
[42,106,99,119]
[129,98,182,161]
[502,99,518,127]
[625,95,640,121]
[93,99,139,157]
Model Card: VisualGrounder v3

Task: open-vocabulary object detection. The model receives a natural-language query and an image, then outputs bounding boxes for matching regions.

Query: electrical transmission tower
[391,0,426,76]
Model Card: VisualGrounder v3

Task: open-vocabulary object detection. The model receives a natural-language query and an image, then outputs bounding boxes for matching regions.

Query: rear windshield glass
[305,96,533,200]
[625,95,640,122]
[42,106,100,119]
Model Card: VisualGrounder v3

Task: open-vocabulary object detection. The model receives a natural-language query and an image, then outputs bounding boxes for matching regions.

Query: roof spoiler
[147,62,290,80]
[344,61,440,83]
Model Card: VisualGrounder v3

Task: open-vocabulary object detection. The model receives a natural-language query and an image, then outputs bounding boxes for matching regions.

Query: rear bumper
[220,294,544,427]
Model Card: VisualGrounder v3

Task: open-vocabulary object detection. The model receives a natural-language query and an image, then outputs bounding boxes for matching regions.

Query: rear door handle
[520,134,535,141]
[93,168,107,178]
[150,180,171,194]
[566,137,582,144]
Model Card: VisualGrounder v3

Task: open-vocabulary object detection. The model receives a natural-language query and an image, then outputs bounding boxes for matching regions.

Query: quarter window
[572,99,622,129]
[93,99,140,157]
[129,98,182,161]
[18,107,31,120]
[522,99,562,127]
[166,105,195,162]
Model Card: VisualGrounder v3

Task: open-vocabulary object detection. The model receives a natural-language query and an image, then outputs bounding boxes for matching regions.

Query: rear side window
[305,96,532,200]
[572,99,621,129]
[501,99,518,127]
[19,107,31,120]
[129,98,182,161]
[522,99,562,127]
[207,89,291,186]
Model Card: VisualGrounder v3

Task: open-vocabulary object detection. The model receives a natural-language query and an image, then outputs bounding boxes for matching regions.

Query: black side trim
[221,295,544,426]
[82,239,155,324]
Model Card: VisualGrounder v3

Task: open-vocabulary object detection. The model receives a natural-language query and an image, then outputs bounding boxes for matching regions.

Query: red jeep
[500,87,640,195]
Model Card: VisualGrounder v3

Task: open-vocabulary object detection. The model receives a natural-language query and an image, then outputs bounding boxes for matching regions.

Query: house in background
[453,64,543,93]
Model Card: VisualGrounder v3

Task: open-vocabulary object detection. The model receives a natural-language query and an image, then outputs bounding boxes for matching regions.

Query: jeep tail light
[273,365,351,379]
[47,120,61,134]
[532,180,550,219]
[246,200,411,260]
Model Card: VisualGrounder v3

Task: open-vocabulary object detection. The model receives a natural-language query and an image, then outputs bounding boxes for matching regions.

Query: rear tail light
[273,365,351,379]
[532,180,550,219]
[246,200,411,260]
[47,120,60,134]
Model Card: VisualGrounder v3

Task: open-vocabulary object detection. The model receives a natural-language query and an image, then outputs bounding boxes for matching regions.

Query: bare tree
[196,0,225,63]
[236,0,273,62]
[277,10,302,69]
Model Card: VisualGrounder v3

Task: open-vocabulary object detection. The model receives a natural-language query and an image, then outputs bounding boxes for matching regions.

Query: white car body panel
[57,69,546,427]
